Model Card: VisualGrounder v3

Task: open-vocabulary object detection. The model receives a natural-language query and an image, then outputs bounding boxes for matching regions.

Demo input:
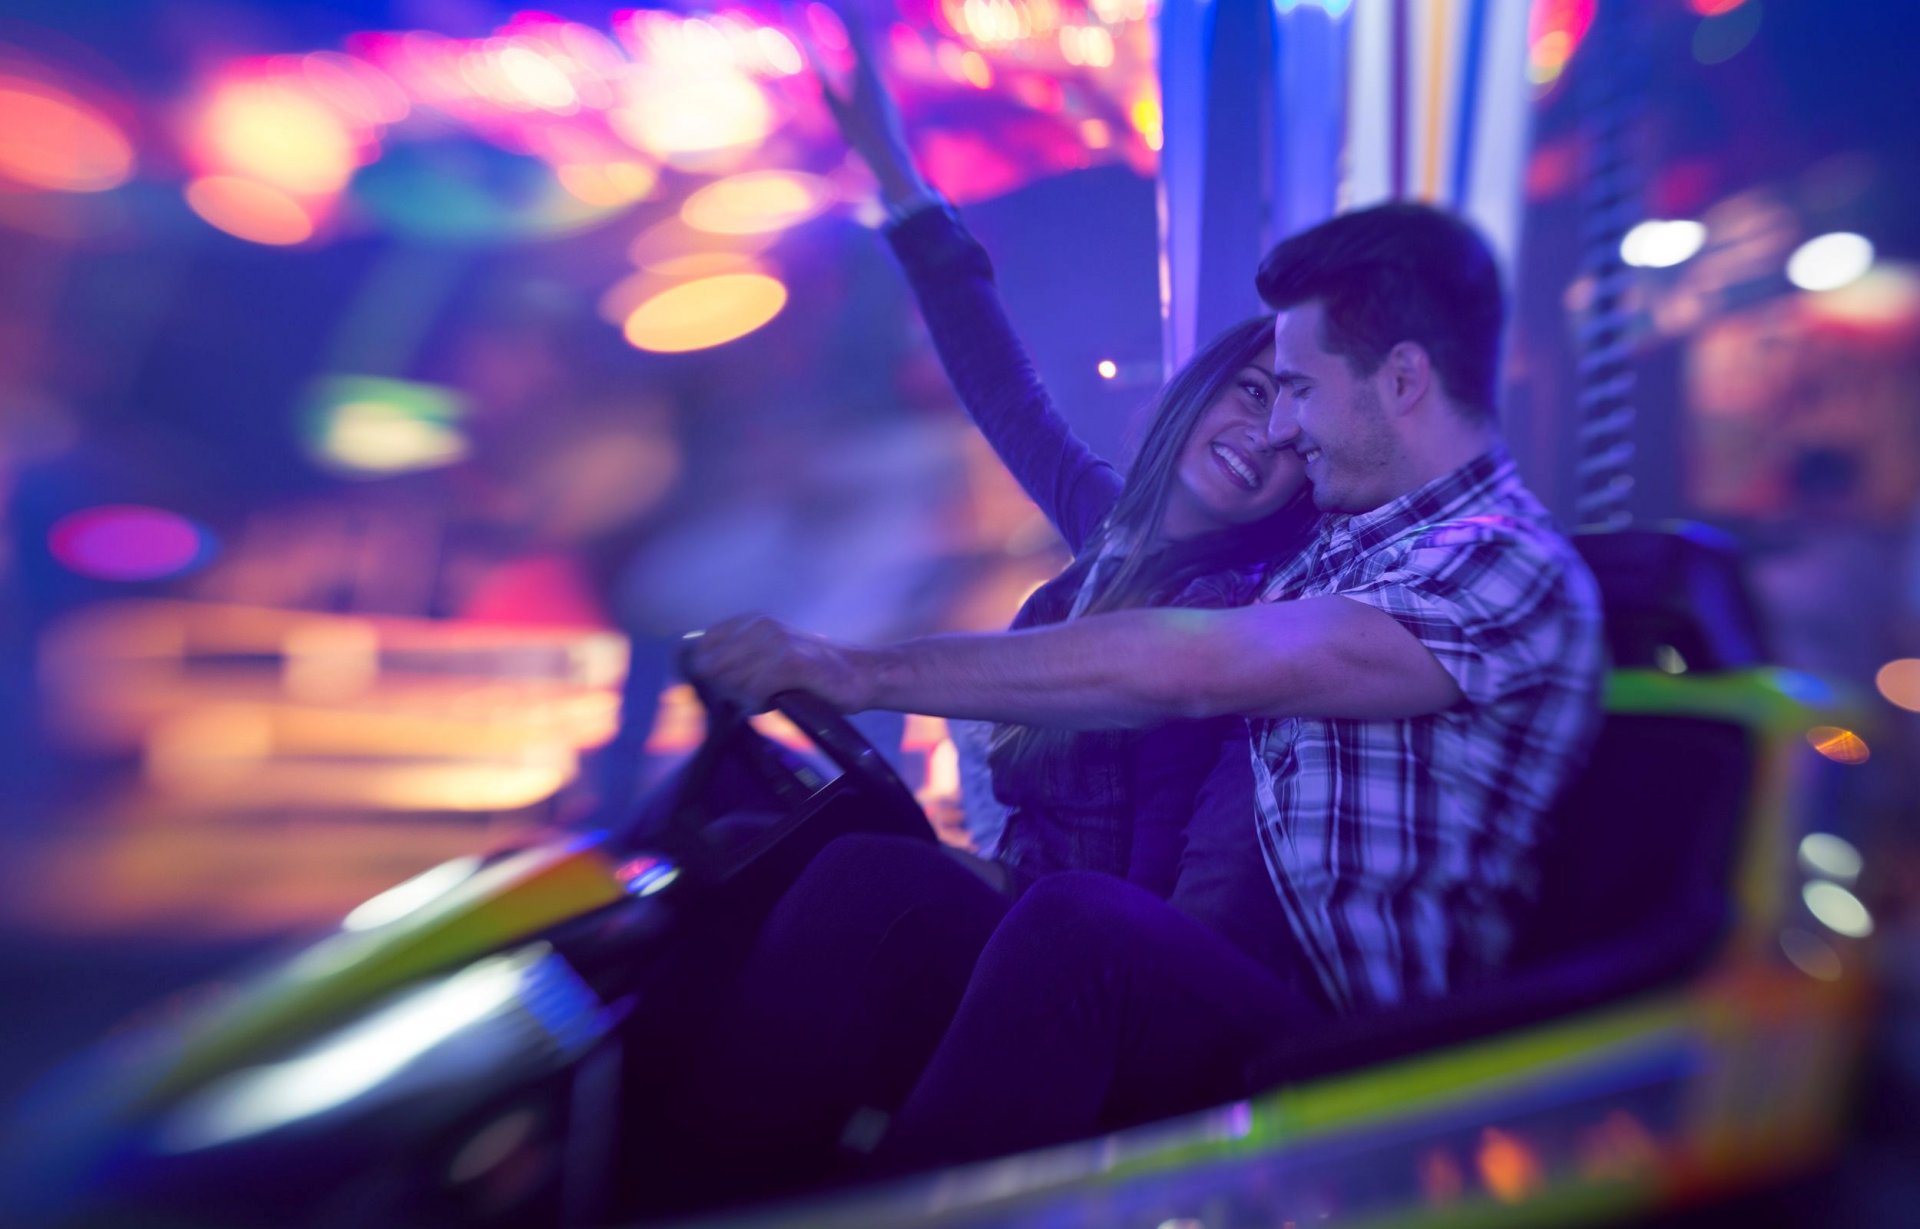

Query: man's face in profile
[1271,303,1398,514]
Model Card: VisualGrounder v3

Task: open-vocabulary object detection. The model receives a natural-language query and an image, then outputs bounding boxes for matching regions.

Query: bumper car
[3,526,1876,1228]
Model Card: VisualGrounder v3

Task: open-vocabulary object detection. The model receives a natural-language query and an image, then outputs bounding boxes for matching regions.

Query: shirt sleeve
[1335,518,1602,709]
[886,206,1122,554]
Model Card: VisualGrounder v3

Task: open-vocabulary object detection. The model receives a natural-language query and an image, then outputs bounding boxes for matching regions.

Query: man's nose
[1263,402,1300,450]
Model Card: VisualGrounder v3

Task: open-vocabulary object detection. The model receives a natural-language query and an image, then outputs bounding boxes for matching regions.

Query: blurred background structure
[0,1,1916,1222]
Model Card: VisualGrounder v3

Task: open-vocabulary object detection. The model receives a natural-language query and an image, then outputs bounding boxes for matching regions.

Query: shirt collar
[1318,445,1518,556]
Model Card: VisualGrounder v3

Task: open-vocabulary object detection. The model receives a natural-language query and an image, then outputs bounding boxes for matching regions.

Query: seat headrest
[1575,523,1768,672]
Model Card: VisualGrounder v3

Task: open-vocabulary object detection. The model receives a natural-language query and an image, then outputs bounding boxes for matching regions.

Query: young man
[686,202,1606,1164]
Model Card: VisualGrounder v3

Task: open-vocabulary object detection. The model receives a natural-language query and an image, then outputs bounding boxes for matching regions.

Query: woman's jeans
[684,833,1323,1191]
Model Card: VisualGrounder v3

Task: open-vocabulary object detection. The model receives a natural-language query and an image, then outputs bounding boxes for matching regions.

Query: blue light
[1772,670,1837,707]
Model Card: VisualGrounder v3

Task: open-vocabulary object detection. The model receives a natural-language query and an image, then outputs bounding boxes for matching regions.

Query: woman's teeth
[1212,443,1258,488]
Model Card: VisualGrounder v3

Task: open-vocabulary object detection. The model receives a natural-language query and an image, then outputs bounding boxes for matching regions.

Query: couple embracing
[677,22,1605,1195]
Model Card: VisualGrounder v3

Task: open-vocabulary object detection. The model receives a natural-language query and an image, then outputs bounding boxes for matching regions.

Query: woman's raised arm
[813,17,1121,553]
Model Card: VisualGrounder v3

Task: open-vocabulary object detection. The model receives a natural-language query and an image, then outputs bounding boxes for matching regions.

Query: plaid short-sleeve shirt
[1251,447,1605,1014]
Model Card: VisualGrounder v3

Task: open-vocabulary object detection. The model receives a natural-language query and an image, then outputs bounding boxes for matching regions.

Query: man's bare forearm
[853,607,1276,728]
[686,598,1458,725]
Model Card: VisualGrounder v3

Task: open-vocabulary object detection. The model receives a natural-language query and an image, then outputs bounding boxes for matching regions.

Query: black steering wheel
[649,685,936,885]
[766,689,927,825]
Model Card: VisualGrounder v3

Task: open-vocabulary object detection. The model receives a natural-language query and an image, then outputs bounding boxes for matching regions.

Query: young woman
[661,33,1318,1207]
[823,30,1314,893]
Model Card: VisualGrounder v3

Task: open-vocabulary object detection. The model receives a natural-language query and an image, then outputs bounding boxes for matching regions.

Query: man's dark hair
[1256,202,1505,418]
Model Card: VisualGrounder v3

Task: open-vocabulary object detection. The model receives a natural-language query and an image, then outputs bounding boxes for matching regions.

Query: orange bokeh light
[621,273,788,353]
[1529,31,1573,83]
[1476,1127,1545,1204]
[1877,658,1920,713]
[185,176,316,246]
[0,77,134,193]
[596,255,766,326]
[554,160,658,207]
[1527,0,1595,87]
[958,50,993,89]
[1806,726,1871,766]
[1690,0,1749,14]
[680,170,832,235]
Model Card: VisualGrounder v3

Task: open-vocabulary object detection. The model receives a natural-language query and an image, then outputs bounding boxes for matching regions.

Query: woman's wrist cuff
[883,185,950,226]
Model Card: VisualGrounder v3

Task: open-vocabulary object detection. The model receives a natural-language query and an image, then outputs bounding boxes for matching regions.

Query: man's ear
[1383,341,1433,414]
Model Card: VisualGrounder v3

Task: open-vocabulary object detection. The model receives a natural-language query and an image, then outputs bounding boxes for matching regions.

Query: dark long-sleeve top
[885,206,1312,896]
[885,205,1119,553]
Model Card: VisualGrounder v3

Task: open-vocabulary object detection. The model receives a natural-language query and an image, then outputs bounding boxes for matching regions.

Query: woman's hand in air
[812,9,934,209]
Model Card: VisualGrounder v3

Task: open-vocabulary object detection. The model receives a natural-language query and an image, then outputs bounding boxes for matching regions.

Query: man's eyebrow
[1272,367,1313,387]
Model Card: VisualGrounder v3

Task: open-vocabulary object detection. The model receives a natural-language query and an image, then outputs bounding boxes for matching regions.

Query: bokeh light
[628,215,777,267]
[1476,1127,1545,1203]
[609,67,771,163]
[1097,359,1118,379]
[1787,232,1875,292]
[1130,94,1163,151]
[681,171,833,235]
[756,28,804,75]
[596,255,768,326]
[49,506,212,582]
[1802,880,1873,939]
[1806,725,1870,765]
[306,376,470,476]
[1528,32,1572,85]
[1693,1,1764,65]
[1875,658,1920,713]
[1799,833,1864,884]
[597,269,663,327]
[1801,264,1920,332]
[195,77,362,195]
[324,406,468,475]
[553,160,657,207]
[621,273,788,352]
[1779,927,1843,982]
[958,50,993,89]
[649,252,766,279]
[185,176,316,245]
[0,77,135,192]
[1527,0,1595,88]
[1418,1147,1466,1203]
[1059,26,1116,69]
[1620,219,1706,269]
[301,52,410,126]
[493,46,580,113]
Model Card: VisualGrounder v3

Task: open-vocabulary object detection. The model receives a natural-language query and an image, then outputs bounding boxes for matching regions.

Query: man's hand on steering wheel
[681,615,878,714]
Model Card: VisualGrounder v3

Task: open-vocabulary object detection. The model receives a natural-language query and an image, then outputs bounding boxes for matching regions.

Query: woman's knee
[782,833,942,911]
[762,833,1001,961]
[810,831,938,880]
[986,871,1158,972]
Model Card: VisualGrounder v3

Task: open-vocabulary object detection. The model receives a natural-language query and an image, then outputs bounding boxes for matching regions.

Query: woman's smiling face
[1160,345,1308,540]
